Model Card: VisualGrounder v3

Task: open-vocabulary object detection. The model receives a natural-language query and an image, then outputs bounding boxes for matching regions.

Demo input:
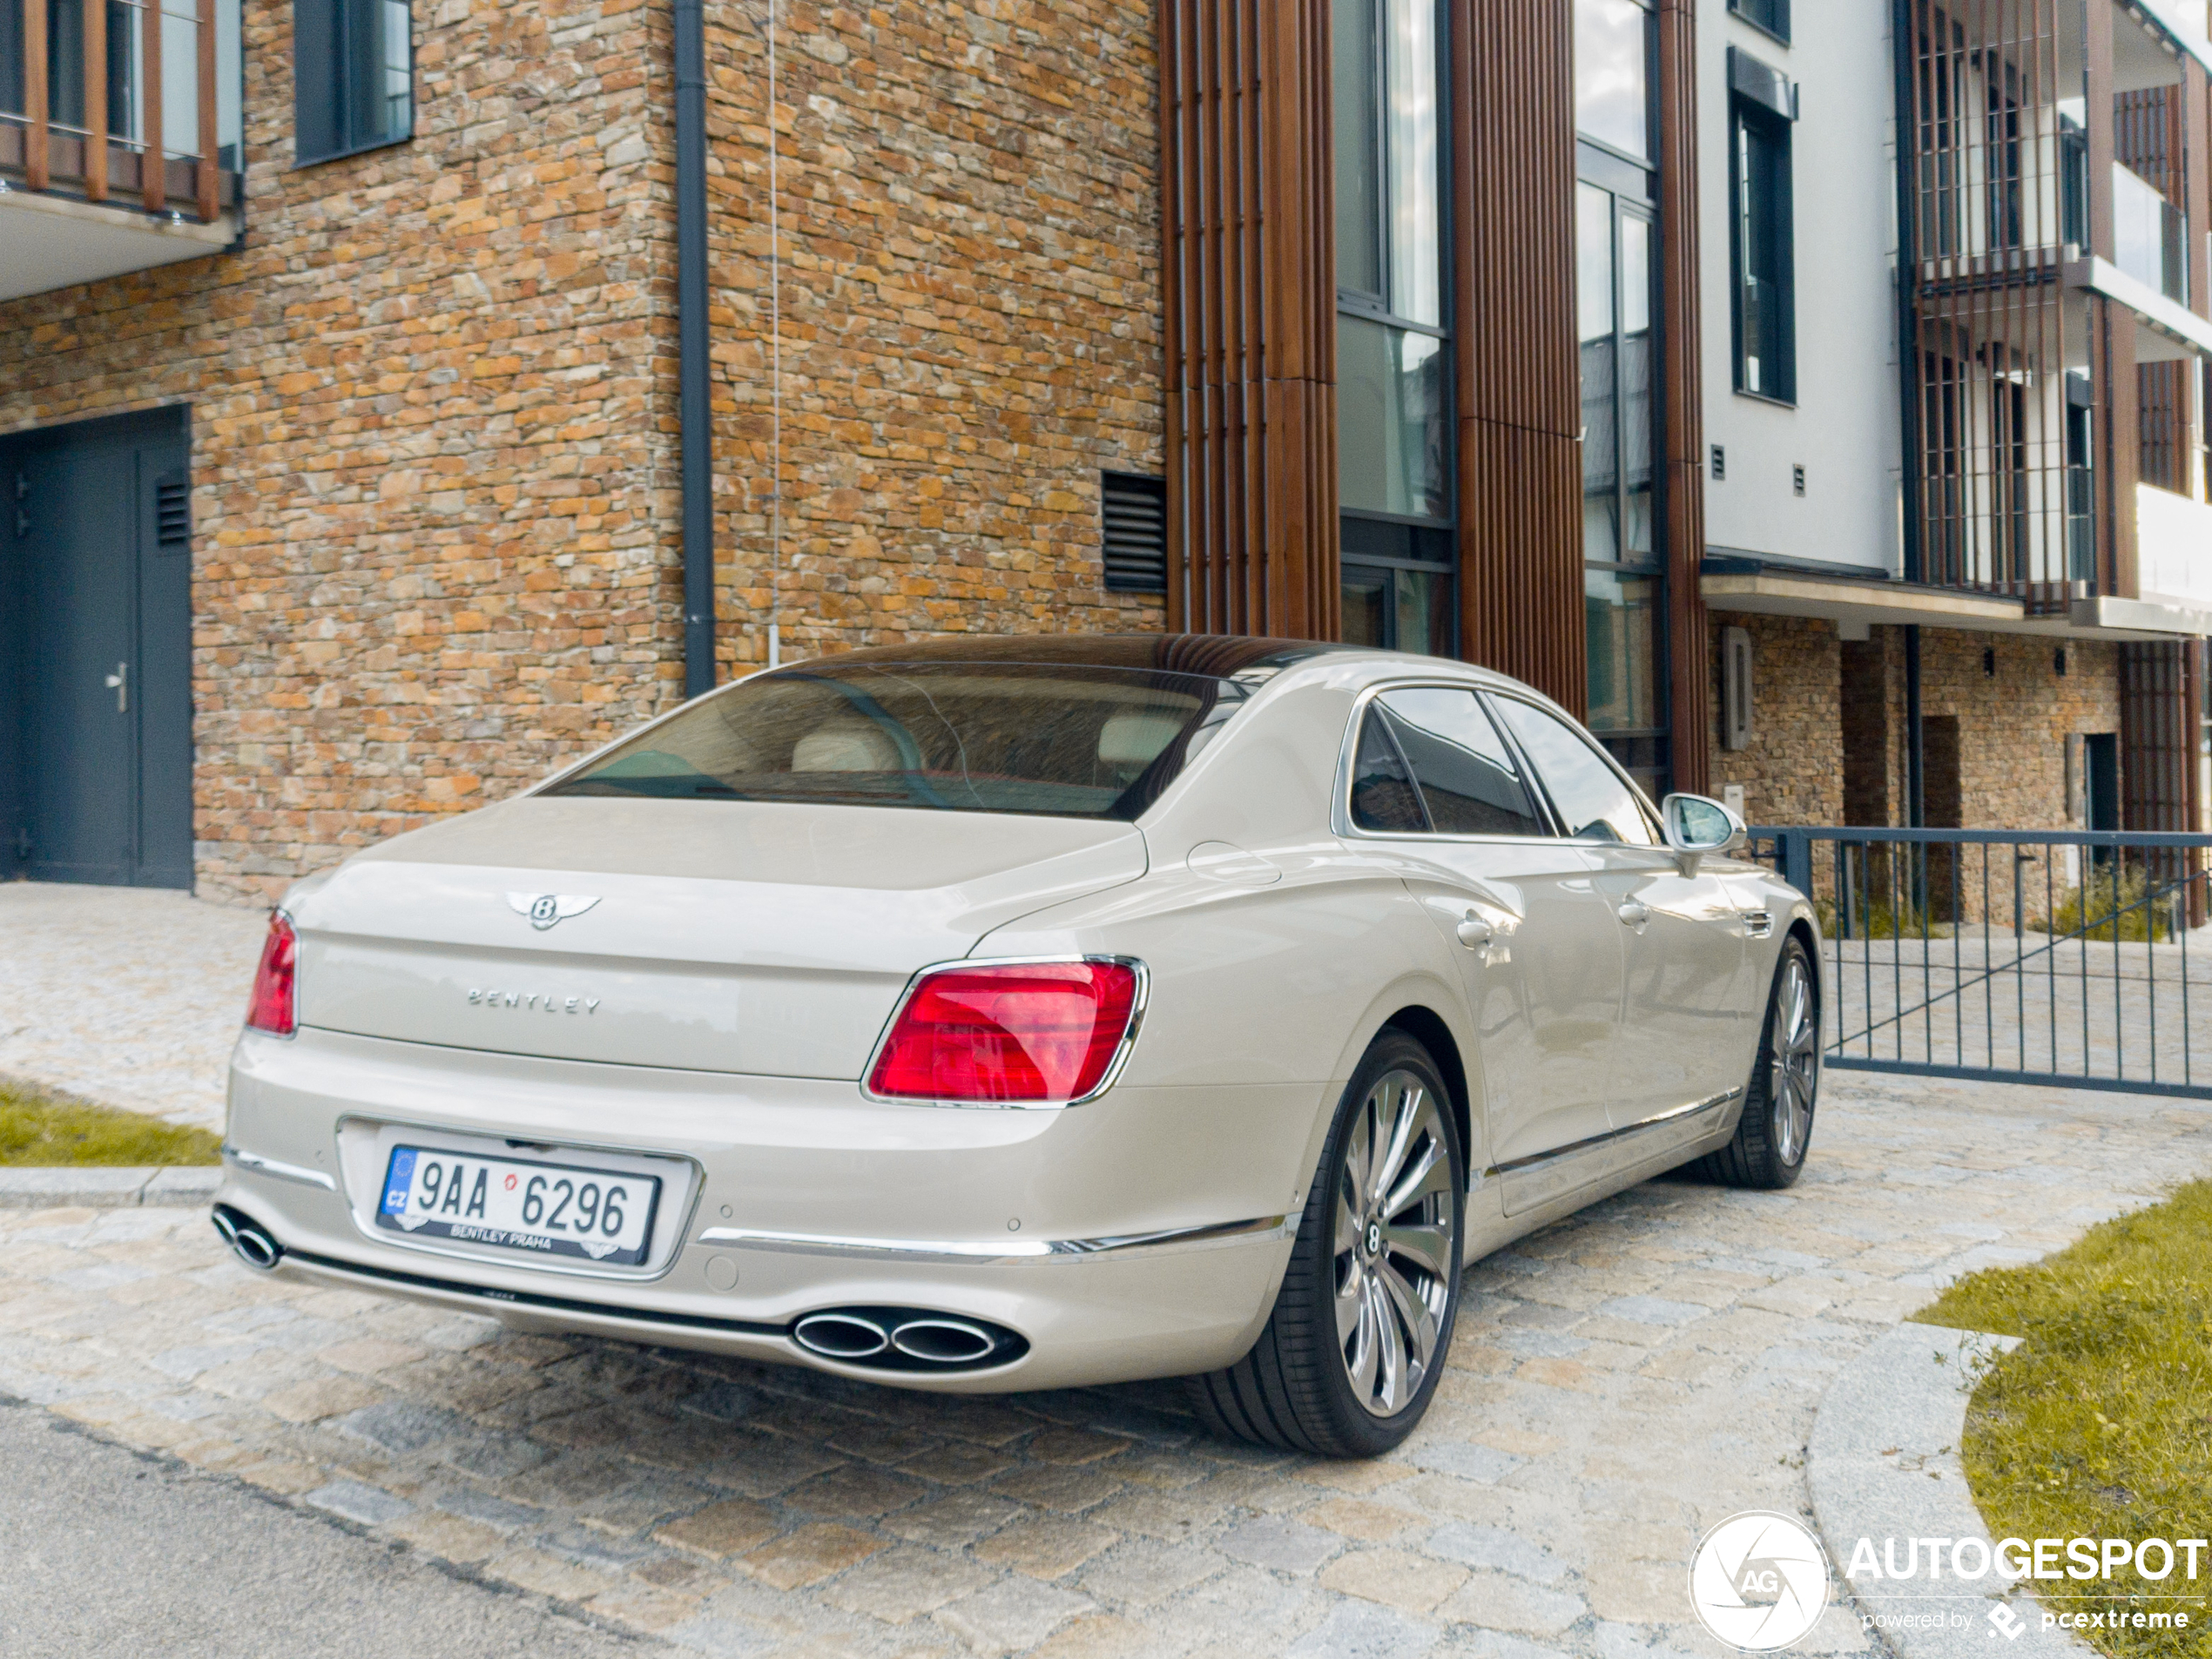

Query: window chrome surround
[1332,677,1570,846]
[326,1116,709,1285]
[858,954,1151,1111]
[692,1213,1292,1265]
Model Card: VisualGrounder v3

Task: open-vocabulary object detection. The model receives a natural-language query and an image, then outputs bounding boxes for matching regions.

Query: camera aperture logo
[1689,1511,1831,1651]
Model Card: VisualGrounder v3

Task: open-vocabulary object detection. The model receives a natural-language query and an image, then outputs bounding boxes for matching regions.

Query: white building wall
[1699,0,1900,575]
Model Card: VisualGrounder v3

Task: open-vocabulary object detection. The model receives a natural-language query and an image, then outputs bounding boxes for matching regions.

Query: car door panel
[1588,849,1746,1128]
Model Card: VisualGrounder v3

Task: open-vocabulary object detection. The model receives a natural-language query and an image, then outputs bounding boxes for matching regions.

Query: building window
[294,0,413,166]
[1575,0,1650,163]
[1334,0,1453,650]
[1729,53,1796,402]
[1727,0,1790,45]
[1575,0,1667,795]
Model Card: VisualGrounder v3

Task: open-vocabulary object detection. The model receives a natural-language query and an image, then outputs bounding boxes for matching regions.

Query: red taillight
[246,914,298,1036]
[867,961,1142,1103]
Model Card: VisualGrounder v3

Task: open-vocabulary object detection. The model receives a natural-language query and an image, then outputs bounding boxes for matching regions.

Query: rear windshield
[542,662,1248,819]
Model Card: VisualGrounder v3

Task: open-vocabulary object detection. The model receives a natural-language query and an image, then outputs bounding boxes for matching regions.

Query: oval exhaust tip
[212,1207,282,1270]
[890,1317,997,1366]
[792,1312,890,1360]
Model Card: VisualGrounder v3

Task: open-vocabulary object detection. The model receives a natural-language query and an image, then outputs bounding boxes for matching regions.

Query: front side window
[1489,696,1658,846]
[544,664,1244,821]
[295,0,413,165]
[1731,95,1796,401]
[1335,0,1453,647]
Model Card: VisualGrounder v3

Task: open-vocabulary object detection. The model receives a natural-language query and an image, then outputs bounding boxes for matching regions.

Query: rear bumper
[218,1028,1318,1393]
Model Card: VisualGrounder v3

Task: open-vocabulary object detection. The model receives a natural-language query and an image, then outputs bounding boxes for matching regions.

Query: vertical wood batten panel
[143,0,166,212]
[197,0,219,219]
[1656,0,1708,793]
[25,0,51,192]
[1454,0,1583,711]
[84,0,108,200]
[1158,0,1337,641]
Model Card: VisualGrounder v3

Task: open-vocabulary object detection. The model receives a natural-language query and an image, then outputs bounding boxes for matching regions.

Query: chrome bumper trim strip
[1484,1086,1743,1178]
[692,1214,1292,1264]
[222,1144,339,1191]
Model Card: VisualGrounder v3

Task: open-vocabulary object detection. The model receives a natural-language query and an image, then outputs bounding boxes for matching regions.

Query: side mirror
[1660,792,1746,876]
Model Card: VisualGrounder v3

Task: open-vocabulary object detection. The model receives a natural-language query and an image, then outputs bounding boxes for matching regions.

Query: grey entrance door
[1,408,193,889]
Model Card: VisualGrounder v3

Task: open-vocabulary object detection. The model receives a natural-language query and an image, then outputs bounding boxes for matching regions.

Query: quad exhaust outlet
[791,1306,1022,1372]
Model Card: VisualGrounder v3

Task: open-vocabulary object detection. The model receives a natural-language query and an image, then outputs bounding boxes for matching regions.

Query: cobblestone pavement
[0,882,265,1131]
[3,1074,2207,1658]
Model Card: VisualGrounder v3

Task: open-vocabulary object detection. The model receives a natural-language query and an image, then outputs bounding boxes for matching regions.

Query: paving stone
[1287,1598,1441,1658]
[305,1479,414,1526]
[816,1544,996,1622]
[435,1488,550,1534]
[654,1500,781,1560]
[1320,1547,1469,1615]
[881,1491,1024,1548]
[933,1575,1096,1653]
[659,1615,781,1658]
[260,1374,386,1425]
[1217,1515,1344,1576]
[737,1522,887,1590]
[1435,1568,1588,1635]
[336,1399,471,1453]
[1304,1496,1422,1542]
[1423,1524,1574,1587]
[1076,1538,1223,1606]
[972,1513,1121,1579]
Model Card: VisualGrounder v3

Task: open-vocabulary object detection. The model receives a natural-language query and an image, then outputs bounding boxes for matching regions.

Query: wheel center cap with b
[1365,1221,1382,1257]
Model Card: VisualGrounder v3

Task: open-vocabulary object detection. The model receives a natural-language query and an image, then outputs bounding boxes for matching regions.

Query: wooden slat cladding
[1655,0,1708,794]
[1160,0,1339,641]
[1452,0,1586,714]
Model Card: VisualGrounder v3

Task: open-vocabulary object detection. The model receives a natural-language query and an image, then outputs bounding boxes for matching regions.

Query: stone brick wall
[1705,612,1843,826]
[699,1,1166,667]
[0,0,1166,902]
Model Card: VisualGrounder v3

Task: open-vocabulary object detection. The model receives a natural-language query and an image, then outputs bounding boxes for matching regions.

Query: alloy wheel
[1769,952,1818,1164]
[1332,1068,1456,1418]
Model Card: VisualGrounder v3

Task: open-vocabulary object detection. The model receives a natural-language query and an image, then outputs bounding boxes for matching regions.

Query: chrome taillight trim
[857,954,1150,1111]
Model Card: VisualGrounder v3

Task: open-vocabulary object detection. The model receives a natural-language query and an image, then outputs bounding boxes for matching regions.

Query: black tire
[1188,1031,1464,1457]
[1698,934,1819,1190]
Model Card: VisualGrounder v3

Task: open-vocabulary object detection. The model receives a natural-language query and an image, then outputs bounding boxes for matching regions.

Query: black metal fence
[1751,826,2212,1099]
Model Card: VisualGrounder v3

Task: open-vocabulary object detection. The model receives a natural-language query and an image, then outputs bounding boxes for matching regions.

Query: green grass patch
[0,1082,221,1167]
[1917,1182,2212,1658]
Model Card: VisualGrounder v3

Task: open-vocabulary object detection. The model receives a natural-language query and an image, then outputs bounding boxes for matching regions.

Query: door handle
[1615,900,1650,927]
[104,662,127,714]
[1454,911,1494,950]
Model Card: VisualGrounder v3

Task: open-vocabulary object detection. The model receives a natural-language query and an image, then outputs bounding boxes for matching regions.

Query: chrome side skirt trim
[693,1214,1291,1265]
[1483,1087,1743,1179]
[222,1144,339,1191]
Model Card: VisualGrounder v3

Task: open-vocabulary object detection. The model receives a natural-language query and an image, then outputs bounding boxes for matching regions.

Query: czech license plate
[375,1145,661,1266]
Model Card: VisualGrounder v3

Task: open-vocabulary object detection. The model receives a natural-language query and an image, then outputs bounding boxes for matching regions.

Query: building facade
[0,0,2205,906]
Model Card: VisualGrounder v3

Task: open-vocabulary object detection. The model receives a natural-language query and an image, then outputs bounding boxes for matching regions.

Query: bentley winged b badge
[506,893,602,931]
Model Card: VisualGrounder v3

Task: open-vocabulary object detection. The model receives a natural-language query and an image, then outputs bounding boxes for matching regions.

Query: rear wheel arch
[1379,1005,1473,1184]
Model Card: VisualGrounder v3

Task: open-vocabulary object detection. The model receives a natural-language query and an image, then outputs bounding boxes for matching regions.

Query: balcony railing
[2113,160,2188,307]
[1,0,237,224]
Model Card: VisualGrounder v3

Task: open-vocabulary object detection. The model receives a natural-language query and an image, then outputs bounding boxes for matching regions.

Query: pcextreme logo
[1689,1511,1831,1651]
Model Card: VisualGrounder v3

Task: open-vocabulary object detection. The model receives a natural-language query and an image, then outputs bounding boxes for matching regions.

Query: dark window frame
[294,0,416,169]
[1726,0,1790,48]
[1728,84,1797,406]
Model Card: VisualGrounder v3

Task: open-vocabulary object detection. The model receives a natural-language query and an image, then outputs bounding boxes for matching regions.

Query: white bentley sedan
[216,635,1818,1456]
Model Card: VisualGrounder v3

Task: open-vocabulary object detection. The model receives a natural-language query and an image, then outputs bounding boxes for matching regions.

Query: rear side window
[1350,688,1544,837]
[1488,696,1658,846]
[543,663,1244,820]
